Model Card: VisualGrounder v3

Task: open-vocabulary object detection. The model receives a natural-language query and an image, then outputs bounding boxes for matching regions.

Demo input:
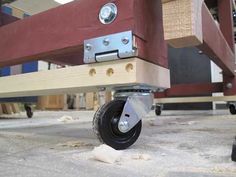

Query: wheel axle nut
[118,121,129,132]
[226,83,233,89]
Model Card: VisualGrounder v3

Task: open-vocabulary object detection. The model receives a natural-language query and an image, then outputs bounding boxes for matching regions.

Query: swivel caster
[93,100,142,150]
[24,104,33,118]
[227,102,236,115]
[93,87,154,150]
[155,104,163,116]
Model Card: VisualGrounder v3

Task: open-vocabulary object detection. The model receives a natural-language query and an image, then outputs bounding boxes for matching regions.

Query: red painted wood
[0,0,2,26]
[0,0,167,68]
[155,82,223,98]
[218,0,235,53]
[198,3,235,77]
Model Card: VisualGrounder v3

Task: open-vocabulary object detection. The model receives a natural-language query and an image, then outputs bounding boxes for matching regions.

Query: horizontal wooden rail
[0,58,170,98]
[155,96,236,104]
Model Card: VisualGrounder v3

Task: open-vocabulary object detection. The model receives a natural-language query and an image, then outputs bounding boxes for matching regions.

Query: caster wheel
[93,99,142,150]
[155,105,162,116]
[24,104,33,118]
[231,138,236,162]
[229,105,236,115]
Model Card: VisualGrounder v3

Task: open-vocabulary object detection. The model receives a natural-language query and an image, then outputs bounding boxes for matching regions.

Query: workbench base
[0,58,170,98]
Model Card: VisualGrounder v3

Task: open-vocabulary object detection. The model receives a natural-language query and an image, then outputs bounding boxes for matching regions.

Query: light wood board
[0,58,170,98]
[155,96,236,104]
[163,0,204,48]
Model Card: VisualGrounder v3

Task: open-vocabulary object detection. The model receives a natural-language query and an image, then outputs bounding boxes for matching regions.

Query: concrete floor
[0,110,236,177]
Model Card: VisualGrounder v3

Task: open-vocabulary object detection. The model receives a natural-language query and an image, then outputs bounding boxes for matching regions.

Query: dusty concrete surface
[0,110,236,177]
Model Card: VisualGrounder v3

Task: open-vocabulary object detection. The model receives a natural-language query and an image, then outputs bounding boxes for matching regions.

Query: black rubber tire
[93,99,142,150]
[155,105,162,116]
[24,104,33,118]
[229,105,236,115]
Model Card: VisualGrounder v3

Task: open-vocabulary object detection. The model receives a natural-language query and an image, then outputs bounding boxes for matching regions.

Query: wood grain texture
[163,0,203,48]
[0,58,170,98]
[37,95,64,110]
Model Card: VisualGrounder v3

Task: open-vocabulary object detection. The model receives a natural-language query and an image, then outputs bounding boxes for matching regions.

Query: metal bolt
[103,38,110,46]
[118,121,129,132]
[226,83,233,89]
[85,44,92,51]
[122,37,129,45]
[98,87,106,91]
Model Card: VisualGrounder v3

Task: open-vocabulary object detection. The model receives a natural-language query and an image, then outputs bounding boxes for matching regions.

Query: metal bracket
[114,91,154,133]
[84,31,137,63]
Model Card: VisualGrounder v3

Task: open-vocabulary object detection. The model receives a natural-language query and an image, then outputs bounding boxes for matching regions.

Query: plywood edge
[136,60,170,89]
[166,36,202,48]
[163,0,204,48]
[0,58,170,98]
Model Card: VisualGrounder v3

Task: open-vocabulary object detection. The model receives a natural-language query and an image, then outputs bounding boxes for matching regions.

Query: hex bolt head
[118,121,129,132]
[226,83,233,89]
[103,38,110,46]
[85,44,92,51]
[198,50,203,54]
[122,37,129,45]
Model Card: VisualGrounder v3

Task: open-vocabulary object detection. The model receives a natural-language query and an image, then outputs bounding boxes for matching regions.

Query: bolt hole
[106,68,114,77]
[125,114,130,117]
[89,68,96,77]
[125,63,134,72]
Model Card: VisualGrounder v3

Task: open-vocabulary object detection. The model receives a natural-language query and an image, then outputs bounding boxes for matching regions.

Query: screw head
[103,38,110,46]
[122,37,129,45]
[198,50,203,54]
[85,44,92,51]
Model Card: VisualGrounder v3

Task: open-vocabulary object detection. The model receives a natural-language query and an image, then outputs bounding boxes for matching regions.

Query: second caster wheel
[93,99,142,150]
[24,104,33,118]
[229,104,236,115]
[155,104,162,116]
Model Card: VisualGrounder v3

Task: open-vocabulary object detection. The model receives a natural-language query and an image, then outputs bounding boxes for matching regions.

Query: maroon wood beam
[0,0,167,68]
[205,0,217,8]
[198,3,235,77]
[155,82,223,98]
[218,0,235,53]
